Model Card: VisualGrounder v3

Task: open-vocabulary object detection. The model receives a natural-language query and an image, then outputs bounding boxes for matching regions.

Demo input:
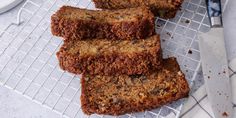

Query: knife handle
[206,0,223,27]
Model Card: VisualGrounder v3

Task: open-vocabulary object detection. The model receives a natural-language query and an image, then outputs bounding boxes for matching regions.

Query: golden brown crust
[57,35,162,75]
[51,6,155,40]
[92,0,183,19]
[81,58,190,115]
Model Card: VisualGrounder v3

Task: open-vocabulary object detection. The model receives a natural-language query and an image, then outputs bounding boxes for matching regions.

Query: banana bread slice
[51,6,154,40]
[81,58,190,115]
[92,0,183,19]
[57,35,162,75]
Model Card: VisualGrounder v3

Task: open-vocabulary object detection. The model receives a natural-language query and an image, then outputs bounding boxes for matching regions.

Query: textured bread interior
[93,0,182,9]
[55,6,151,23]
[92,0,183,18]
[65,35,160,56]
[81,58,190,115]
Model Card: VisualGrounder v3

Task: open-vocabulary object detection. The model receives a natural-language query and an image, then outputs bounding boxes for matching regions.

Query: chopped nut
[139,92,146,98]
[100,106,106,112]
[171,89,178,94]
[177,71,182,76]
[112,98,118,103]
[150,87,161,95]
[84,77,89,81]
[112,98,122,104]
[125,79,133,85]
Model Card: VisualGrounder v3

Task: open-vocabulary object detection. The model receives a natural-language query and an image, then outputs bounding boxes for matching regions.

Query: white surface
[0,0,235,118]
[0,86,61,118]
[0,0,23,14]
[0,1,66,118]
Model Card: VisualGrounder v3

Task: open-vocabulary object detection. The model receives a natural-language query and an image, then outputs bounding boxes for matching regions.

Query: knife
[198,0,233,118]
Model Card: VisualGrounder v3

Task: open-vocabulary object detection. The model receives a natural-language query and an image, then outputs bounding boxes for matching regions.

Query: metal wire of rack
[0,0,228,118]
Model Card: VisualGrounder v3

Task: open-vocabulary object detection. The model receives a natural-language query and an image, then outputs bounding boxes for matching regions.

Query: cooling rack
[0,0,228,118]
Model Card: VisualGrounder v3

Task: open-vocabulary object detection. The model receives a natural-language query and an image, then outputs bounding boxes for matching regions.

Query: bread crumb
[166,32,171,37]
[222,112,228,117]
[188,50,192,54]
[185,19,190,24]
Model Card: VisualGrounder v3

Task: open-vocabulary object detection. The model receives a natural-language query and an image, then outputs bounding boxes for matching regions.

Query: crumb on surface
[188,50,192,54]
[222,112,228,117]
[185,19,190,23]
[166,32,171,37]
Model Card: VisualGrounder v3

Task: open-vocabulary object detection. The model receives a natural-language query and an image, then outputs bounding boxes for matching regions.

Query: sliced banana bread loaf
[92,0,183,19]
[51,6,155,40]
[81,58,190,115]
[57,35,162,75]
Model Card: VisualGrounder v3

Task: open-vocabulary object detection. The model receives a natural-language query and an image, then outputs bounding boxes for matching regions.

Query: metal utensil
[199,0,233,118]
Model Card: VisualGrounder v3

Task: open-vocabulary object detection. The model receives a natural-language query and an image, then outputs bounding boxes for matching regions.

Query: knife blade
[198,0,233,118]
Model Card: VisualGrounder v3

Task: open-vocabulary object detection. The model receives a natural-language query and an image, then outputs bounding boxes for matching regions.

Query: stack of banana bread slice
[51,3,189,116]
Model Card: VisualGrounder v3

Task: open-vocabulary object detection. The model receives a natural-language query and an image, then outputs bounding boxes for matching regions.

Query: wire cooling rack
[0,0,228,118]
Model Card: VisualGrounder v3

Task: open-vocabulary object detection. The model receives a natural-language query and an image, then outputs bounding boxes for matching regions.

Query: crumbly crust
[92,0,183,19]
[56,35,162,75]
[51,6,155,40]
[81,58,190,115]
